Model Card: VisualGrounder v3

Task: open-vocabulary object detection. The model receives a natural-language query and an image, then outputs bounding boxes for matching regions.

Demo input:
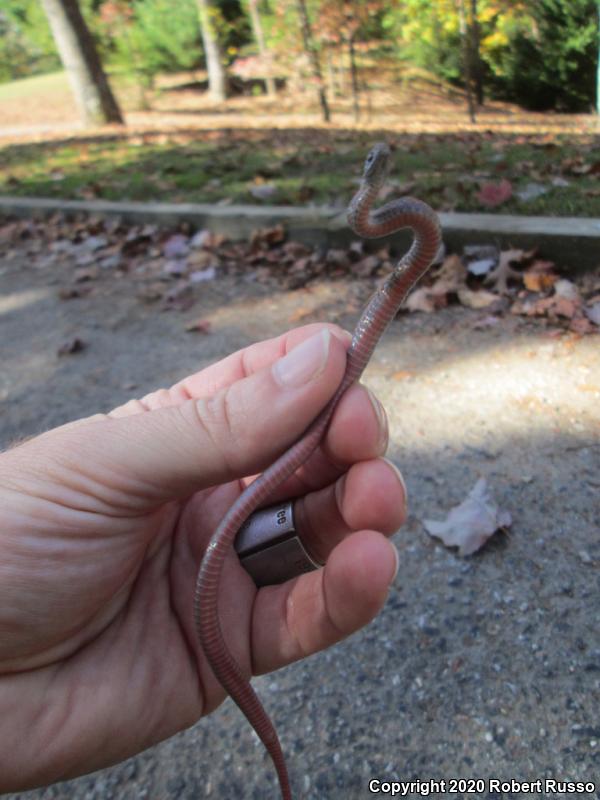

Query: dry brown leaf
[523,271,557,292]
[434,254,467,290]
[484,249,525,293]
[185,318,212,334]
[162,282,195,312]
[57,337,86,356]
[457,286,498,309]
[569,316,595,335]
[58,285,91,300]
[405,287,438,313]
[477,179,513,208]
[423,478,512,557]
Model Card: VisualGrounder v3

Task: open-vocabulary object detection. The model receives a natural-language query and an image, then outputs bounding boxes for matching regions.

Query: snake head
[363,142,391,185]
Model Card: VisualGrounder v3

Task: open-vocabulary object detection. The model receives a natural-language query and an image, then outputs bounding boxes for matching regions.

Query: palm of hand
[0,325,404,791]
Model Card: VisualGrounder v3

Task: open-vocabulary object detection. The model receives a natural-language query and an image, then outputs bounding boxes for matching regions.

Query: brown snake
[193,142,441,799]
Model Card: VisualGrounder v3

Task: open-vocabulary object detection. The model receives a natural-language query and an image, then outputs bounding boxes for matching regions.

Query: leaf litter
[2,215,598,341]
[1,212,598,557]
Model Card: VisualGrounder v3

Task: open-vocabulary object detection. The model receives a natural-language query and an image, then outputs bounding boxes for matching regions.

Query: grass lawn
[1,70,600,216]
[0,71,70,102]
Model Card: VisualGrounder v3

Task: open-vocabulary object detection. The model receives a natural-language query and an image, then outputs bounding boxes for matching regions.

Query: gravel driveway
[1,218,599,800]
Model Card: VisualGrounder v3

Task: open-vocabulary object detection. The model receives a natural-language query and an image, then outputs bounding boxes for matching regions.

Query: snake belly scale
[193,142,442,799]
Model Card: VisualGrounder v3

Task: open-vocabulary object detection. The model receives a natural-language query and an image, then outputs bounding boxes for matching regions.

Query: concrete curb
[1,195,598,270]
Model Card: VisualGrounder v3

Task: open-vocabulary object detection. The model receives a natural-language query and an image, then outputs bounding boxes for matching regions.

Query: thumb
[24,329,348,510]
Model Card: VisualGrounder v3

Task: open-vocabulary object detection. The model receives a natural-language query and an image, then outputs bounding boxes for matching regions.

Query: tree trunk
[597,1,600,114]
[348,34,360,121]
[457,0,476,123]
[40,0,123,126]
[325,45,338,98]
[247,0,276,97]
[196,0,227,102]
[294,0,331,122]
[470,0,484,105]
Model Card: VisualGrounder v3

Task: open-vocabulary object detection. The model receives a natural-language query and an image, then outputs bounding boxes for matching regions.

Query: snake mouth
[363,141,391,182]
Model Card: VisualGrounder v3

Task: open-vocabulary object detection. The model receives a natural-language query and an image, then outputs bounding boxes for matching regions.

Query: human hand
[0,323,406,791]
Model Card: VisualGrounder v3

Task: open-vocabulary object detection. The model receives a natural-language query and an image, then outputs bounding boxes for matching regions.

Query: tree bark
[247,0,276,97]
[40,0,123,126]
[597,1,600,114]
[470,0,484,105]
[348,34,360,121]
[294,0,331,122]
[196,0,228,102]
[457,0,476,123]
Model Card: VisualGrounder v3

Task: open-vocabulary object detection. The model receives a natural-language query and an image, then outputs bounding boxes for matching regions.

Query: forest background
[2,0,599,116]
[2,0,600,218]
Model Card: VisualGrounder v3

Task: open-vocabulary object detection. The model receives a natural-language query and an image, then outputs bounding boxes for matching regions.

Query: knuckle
[192,388,238,475]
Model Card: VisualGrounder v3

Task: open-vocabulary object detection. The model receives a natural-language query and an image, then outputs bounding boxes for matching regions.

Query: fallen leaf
[57,337,86,356]
[58,286,91,299]
[163,259,187,276]
[552,296,578,319]
[522,259,557,292]
[457,286,498,309]
[325,249,351,270]
[185,318,212,334]
[250,225,285,251]
[516,182,549,202]
[584,302,600,326]
[423,478,512,556]
[404,287,438,313]
[162,281,194,312]
[483,249,525,293]
[163,234,189,260]
[554,279,580,301]
[434,254,467,290]
[190,267,216,283]
[477,179,513,208]
[249,183,278,201]
[190,229,214,249]
[569,316,594,335]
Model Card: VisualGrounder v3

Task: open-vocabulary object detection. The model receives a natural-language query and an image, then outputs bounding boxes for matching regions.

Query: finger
[251,530,399,675]
[294,457,407,563]
[247,381,388,503]
[32,329,348,509]
[108,323,351,418]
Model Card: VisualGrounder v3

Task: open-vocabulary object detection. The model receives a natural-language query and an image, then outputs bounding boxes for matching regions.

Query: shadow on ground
[1,221,599,800]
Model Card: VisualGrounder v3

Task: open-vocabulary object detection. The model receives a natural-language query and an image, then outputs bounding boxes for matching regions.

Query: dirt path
[1,221,599,799]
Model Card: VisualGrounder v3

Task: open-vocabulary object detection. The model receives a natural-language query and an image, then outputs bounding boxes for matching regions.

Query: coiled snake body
[193,143,442,799]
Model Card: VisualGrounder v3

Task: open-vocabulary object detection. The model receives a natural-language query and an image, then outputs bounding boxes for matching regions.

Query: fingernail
[382,458,408,512]
[273,329,330,388]
[389,542,400,584]
[365,387,388,454]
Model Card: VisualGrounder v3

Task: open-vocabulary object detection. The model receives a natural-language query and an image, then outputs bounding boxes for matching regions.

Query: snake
[193,142,442,799]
